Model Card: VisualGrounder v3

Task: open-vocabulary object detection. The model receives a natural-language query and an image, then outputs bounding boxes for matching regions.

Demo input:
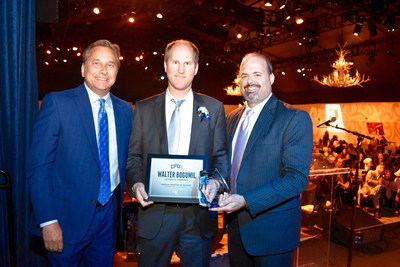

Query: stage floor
[114,207,400,266]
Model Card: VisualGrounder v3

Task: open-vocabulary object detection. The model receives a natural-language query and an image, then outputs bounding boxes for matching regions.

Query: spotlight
[264,1,272,7]
[278,0,286,9]
[281,8,291,20]
[387,16,398,31]
[156,13,163,19]
[236,27,243,39]
[296,16,304,24]
[353,16,364,36]
[353,23,363,36]
[256,26,265,37]
[93,7,100,15]
[295,7,303,24]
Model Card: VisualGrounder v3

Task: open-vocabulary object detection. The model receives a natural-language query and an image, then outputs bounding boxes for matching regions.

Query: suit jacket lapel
[73,85,99,163]
[110,95,125,167]
[241,95,278,166]
[188,92,204,155]
[153,93,169,153]
[228,107,246,164]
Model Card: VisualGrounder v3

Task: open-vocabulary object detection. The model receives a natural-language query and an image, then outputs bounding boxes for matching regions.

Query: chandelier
[224,76,242,96]
[313,45,371,87]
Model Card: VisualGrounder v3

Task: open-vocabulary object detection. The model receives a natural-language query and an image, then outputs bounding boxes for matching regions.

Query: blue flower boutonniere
[197,106,211,121]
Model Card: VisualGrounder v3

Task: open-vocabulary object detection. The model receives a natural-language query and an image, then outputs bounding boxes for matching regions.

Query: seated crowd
[312,131,400,219]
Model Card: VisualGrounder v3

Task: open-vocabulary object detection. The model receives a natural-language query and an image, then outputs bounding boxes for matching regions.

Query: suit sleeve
[211,102,229,179]
[125,103,144,191]
[244,110,313,216]
[27,94,60,225]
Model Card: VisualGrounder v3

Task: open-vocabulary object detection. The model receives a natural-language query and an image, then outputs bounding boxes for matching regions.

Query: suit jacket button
[96,174,100,178]
[91,200,96,204]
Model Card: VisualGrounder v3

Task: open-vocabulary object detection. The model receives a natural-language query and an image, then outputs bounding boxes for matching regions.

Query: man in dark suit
[27,40,133,266]
[126,39,228,267]
[211,53,313,266]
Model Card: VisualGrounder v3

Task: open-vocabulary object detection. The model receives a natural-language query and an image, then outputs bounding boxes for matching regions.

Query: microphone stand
[323,122,373,267]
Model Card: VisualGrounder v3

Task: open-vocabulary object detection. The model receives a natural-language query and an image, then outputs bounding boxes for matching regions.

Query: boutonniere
[197,106,211,121]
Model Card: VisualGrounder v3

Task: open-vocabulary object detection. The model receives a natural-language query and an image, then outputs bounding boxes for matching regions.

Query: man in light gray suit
[212,53,313,266]
[126,39,228,267]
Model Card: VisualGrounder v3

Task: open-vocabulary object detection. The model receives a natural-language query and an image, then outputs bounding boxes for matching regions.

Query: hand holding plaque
[199,168,229,208]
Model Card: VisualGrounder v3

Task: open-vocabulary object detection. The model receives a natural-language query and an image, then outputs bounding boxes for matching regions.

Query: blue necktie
[168,99,185,154]
[230,109,254,194]
[97,98,111,205]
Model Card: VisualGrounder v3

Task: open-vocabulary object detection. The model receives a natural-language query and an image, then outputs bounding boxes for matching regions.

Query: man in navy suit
[126,40,228,267]
[27,40,133,266]
[211,53,313,266]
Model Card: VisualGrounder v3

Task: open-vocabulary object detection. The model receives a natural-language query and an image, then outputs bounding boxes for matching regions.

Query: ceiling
[36,0,400,105]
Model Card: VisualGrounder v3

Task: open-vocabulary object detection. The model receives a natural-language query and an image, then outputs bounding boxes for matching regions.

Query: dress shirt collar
[84,83,111,105]
[166,88,193,104]
[243,92,273,116]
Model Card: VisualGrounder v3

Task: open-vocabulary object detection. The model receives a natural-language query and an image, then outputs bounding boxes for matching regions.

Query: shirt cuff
[40,220,58,228]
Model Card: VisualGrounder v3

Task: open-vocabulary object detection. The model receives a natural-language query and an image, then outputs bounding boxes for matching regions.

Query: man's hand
[209,194,246,213]
[133,182,154,207]
[42,222,63,252]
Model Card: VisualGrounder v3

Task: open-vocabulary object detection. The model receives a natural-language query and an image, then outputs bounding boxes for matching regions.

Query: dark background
[36,0,400,105]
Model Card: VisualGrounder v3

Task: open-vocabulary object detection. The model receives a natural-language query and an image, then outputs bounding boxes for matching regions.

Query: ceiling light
[128,17,135,23]
[278,0,286,9]
[353,16,364,36]
[353,23,363,36]
[387,17,398,31]
[256,26,265,37]
[282,8,291,20]
[294,7,303,24]
[236,27,243,39]
[93,7,100,15]
[264,1,272,7]
[156,13,163,19]
[313,44,370,87]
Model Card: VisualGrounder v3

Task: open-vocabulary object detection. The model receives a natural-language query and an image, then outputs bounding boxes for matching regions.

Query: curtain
[0,0,39,266]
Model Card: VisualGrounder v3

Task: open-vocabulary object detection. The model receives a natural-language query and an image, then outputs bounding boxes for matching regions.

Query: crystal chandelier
[313,45,370,87]
[224,76,242,96]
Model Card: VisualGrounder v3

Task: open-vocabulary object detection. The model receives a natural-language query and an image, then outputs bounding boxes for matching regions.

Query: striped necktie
[168,99,185,154]
[97,98,111,205]
[230,109,254,194]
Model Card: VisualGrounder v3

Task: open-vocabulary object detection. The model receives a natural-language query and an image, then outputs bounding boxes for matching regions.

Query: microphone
[317,117,336,127]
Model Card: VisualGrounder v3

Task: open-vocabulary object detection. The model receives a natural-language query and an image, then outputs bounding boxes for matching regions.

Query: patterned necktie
[168,99,184,154]
[97,98,111,205]
[230,109,254,194]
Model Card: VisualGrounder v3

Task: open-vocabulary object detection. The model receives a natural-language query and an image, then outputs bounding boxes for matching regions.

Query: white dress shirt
[231,93,273,163]
[165,89,193,155]
[86,85,120,194]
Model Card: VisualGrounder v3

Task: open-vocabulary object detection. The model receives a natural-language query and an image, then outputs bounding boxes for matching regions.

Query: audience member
[358,165,385,218]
